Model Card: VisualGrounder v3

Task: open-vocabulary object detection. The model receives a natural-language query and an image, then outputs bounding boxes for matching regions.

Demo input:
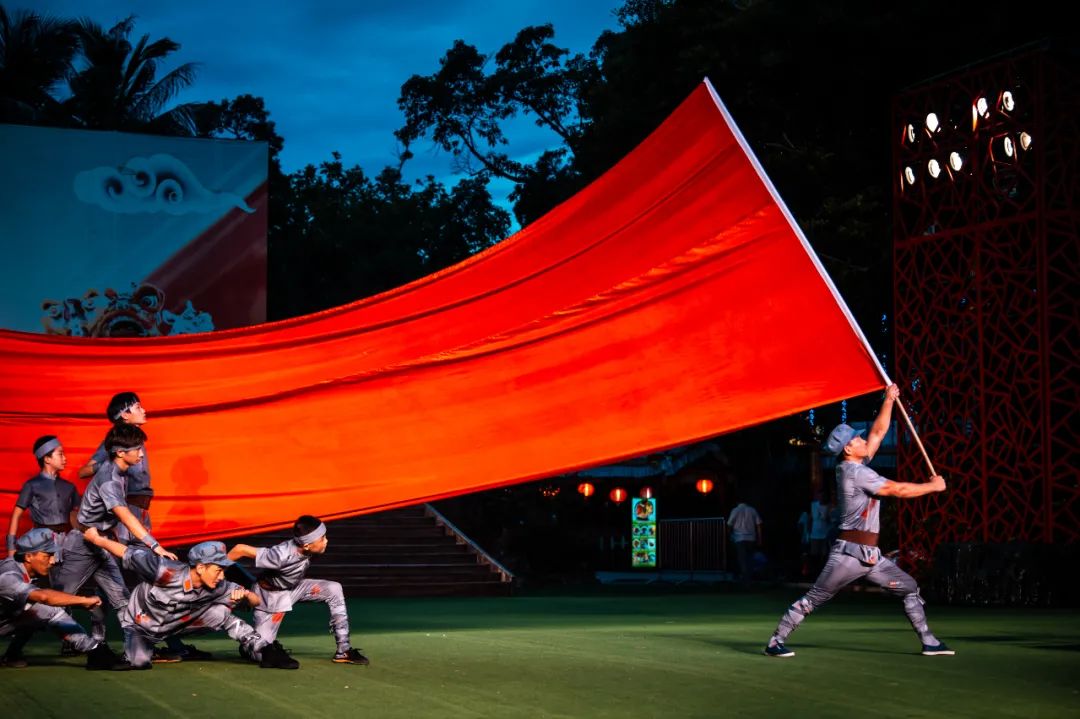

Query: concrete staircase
[223,505,513,598]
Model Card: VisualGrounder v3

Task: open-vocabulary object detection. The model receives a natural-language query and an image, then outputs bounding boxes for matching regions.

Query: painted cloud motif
[74,153,255,215]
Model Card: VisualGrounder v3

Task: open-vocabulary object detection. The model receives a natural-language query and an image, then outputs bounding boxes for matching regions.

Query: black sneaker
[176,643,214,661]
[1,651,28,668]
[86,643,133,671]
[151,646,183,663]
[764,642,795,658]
[259,641,299,670]
[921,642,955,656]
[332,648,370,665]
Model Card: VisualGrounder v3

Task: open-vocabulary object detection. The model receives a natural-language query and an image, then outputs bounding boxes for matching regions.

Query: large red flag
[0,80,885,541]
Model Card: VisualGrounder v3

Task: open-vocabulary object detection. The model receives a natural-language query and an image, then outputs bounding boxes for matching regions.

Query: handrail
[423,504,515,584]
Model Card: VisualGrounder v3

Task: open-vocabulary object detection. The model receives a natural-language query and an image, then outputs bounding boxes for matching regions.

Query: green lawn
[3,588,1078,718]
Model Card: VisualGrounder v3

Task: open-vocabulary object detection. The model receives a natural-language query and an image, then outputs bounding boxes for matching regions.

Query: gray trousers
[50,531,130,642]
[124,603,263,669]
[1,603,99,654]
[252,578,351,658]
[772,542,939,646]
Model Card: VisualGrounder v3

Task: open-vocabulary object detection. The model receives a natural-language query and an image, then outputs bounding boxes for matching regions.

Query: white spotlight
[926,112,940,133]
[906,124,916,143]
[975,97,989,118]
[928,159,942,178]
[949,152,964,171]
[1004,136,1015,157]
[904,166,916,185]
[1019,132,1033,151]
[1001,91,1015,112]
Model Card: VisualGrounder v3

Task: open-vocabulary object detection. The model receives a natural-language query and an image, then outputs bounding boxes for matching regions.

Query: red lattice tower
[891,44,1080,564]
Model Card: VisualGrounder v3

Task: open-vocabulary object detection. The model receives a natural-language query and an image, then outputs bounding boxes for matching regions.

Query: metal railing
[658,517,727,572]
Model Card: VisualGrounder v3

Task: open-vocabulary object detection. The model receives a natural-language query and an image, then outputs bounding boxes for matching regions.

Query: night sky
[26,0,623,194]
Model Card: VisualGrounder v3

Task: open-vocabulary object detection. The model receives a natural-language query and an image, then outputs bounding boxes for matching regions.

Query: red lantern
[695,478,714,494]
[609,487,628,504]
[577,482,595,498]
[639,486,654,499]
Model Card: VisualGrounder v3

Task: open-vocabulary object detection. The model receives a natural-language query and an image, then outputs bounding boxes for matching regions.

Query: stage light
[904,166,916,185]
[577,482,595,498]
[925,112,940,134]
[905,124,916,144]
[1000,90,1015,113]
[948,152,964,171]
[991,135,1015,161]
[928,159,942,178]
[695,478,714,494]
[609,487,627,504]
[639,486,654,499]
[975,96,990,118]
[1019,132,1033,151]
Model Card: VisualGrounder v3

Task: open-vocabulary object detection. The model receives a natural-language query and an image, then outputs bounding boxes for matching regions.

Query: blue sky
[26,0,624,199]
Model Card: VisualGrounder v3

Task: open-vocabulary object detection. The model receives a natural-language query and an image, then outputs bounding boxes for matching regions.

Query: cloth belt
[838,529,879,546]
[34,522,72,533]
[126,495,152,510]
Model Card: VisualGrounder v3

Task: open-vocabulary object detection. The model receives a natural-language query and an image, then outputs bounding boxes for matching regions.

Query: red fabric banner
[0,80,885,542]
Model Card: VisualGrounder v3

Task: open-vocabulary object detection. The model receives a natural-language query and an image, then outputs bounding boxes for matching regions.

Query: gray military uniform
[771,459,942,647]
[251,540,352,656]
[0,558,97,653]
[15,473,81,528]
[119,547,263,668]
[49,461,131,642]
[90,441,152,544]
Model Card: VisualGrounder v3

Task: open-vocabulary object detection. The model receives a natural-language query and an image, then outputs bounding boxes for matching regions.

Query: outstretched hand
[927,474,946,492]
[153,544,179,561]
[82,595,103,609]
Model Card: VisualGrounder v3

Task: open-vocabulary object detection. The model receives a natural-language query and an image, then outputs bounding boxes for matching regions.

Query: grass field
[2,587,1078,718]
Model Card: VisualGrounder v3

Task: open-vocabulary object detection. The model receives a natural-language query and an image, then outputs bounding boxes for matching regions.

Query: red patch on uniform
[190,618,204,628]
[136,612,151,624]
[159,568,174,584]
[272,612,285,623]
[180,614,191,623]
[309,585,321,596]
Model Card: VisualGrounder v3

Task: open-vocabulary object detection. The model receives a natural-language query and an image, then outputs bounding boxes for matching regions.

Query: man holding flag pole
[764,383,955,658]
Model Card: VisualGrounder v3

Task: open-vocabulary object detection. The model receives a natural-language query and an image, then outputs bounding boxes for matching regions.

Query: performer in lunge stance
[1,528,129,670]
[764,384,954,658]
[78,391,211,662]
[228,514,371,666]
[82,528,299,670]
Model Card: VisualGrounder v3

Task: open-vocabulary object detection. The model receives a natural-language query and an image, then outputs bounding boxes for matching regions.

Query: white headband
[295,522,327,545]
[34,438,62,460]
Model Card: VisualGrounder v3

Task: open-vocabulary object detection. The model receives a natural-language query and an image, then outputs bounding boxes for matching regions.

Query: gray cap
[824,424,865,456]
[187,541,234,567]
[16,527,59,554]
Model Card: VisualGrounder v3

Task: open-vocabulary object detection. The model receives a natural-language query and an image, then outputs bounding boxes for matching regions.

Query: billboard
[0,124,267,335]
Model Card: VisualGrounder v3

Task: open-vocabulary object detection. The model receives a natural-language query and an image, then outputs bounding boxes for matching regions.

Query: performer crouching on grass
[228,514,370,666]
[82,527,299,670]
[1,528,129,670]
[764,384,955,658]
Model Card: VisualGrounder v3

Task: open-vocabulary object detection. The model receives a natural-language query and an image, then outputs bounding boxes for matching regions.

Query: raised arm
[227,544,259,561]
[77,459,98,480]
[866,384,899,459]
[876,475,946,498]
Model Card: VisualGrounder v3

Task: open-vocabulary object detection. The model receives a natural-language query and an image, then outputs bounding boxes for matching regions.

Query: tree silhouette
[0,6,78,124]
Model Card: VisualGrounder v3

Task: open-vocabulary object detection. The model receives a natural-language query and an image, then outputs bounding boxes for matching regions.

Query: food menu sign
[631,498,657,568]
